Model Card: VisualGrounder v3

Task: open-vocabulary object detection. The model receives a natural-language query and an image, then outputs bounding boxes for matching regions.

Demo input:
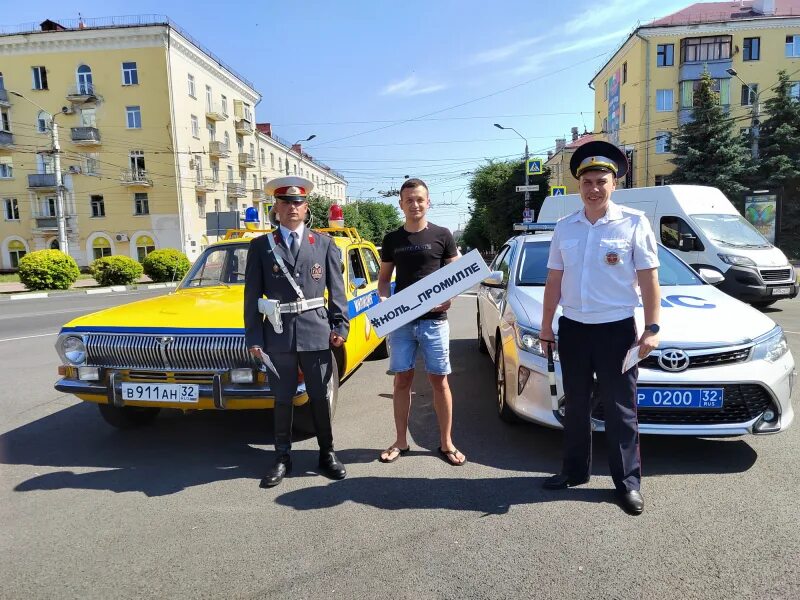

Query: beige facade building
[544,128,597,195]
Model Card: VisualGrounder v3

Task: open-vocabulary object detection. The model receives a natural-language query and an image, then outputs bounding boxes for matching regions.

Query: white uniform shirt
[547,201,659,324]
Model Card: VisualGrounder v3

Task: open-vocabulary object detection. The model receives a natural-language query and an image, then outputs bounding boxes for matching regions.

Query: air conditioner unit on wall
[68,165,81,174]
[115,233,129,242]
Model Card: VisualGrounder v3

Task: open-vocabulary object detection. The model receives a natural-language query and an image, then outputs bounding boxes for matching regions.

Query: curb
[0,282,178,301]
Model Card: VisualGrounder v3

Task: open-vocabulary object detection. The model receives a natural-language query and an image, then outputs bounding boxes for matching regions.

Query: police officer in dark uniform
[244,176,349,488]
[540,141,661,515]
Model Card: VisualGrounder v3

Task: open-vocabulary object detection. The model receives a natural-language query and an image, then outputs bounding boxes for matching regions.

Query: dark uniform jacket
[244,229,349,353]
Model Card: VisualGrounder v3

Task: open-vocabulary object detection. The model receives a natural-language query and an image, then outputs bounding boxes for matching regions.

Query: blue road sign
[550,186,567,196]
[526,158,543,176]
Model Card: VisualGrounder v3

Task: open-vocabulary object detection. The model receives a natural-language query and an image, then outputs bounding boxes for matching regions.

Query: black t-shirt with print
[381,223,459,320]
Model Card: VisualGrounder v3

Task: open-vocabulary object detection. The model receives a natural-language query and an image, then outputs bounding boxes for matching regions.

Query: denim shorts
[388,318,451,375]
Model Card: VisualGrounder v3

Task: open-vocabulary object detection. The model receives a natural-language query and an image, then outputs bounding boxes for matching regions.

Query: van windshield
[690,214,771,248]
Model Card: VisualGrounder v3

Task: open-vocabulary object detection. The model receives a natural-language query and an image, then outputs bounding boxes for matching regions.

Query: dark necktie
[288,231,300,262]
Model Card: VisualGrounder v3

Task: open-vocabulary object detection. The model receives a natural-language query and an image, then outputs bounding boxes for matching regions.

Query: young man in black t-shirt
[377,178,465,466]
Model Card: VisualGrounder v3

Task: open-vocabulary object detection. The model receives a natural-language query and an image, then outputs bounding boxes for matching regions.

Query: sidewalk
[0,277,178,300]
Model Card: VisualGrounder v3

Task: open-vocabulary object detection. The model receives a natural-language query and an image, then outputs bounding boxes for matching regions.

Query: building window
[135,235,155,262]
[188,73,196,97]
[260,148,265,165]
[680,78,730,108]
[293,163,297,175]
[214,198,221,212]
[227,165,234,182]
[84,153,99,176]
[786,35,800,57]
[129,150,146,176]
[134,193,149,215]
[224,131,231,151]
[603,79,609,100]
[655,132,672,154]
[227,199,235,211]
[654,176,667,187]
[656,89,674,112]
[8,240,26,268]
[76,64,93,95]
[4,198,19,220]
[92,237,112,260]
[221,95,228,115]
[36,110,51,133]
[0,162,12,178]
[270,153,275,168]
[80,107,96,127]
[1,108,10,132]
[741,83,758,106]
[90,195,105,218]
[31,66,48,90]
[243,103,252,122]
[602,117,608,132]
[790,82,800,99]
[622,62,628,84]
[197,196,206,218]
[205,85,212,112]
[211,160,219,182]
[680,36,732,63]
[743,37,760,61]
[191,115,199,138]
[126,106,142,129]
[657,44,674,67]
[122,61,138,85]
[621,103,626,124]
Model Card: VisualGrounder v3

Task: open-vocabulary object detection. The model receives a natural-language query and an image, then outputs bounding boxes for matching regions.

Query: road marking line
[0,332,58,343]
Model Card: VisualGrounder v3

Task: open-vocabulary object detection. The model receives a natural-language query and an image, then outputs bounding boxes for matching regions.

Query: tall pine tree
[669,69,753,200]
[758,70,800,257]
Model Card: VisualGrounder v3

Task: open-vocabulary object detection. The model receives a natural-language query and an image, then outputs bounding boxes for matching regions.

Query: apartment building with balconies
[590,0,800,189]
[0,15,260,268]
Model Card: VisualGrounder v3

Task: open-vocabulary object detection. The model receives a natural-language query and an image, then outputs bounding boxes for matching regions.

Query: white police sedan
[476,225,796,436]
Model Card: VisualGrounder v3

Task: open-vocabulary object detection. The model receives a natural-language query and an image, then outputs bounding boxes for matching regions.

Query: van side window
[348,248,368,288]
[361,247,381,282]
[660,216,703,251]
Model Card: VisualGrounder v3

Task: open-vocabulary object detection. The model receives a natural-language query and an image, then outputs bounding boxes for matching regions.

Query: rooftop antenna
[580,112,589,135]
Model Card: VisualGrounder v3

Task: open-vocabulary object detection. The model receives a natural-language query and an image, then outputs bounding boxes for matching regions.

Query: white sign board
[516,185,540,192]
[367,250,490,338]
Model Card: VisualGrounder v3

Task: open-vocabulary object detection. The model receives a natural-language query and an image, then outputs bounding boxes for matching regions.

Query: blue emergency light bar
[513,222,557,232]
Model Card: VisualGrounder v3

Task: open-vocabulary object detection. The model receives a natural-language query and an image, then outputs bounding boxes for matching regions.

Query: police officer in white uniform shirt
[540,141,661,515]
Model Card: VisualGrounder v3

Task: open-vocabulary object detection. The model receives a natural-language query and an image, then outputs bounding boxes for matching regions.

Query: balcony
[251,189,266,201]
[209,141,230,158]
[66,84,98,103]
[225,182,247,198]
[238,152,256,168]
[32,214,77,232]
[71,126,101,146]
[205,104,227,121]
[234,118,253,135]
[195,176,217,192]
[28,173,57,189]
[0,89,9,107]
[120,169,153,187]
[0,131,12,148]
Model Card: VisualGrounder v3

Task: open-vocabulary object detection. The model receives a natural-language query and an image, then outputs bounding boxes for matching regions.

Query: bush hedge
[17,249,80,291]
[142,249,191,283]
[91,255,143,286]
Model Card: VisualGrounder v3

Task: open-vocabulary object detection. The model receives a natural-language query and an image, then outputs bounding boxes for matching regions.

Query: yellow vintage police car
[54,223,387,431]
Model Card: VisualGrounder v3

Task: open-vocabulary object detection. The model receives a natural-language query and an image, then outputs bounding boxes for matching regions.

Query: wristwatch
[645,323,660,334]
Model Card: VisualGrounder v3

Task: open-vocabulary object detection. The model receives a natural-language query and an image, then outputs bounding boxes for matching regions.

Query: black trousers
[558,316,641,492]
[268,350,334,454]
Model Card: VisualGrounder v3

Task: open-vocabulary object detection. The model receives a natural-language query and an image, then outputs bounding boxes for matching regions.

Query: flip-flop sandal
[437,446,466,466]
[379,446,410,463]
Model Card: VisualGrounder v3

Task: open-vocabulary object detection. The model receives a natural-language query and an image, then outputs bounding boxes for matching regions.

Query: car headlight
[718,253,756,267]
[514,324,559,361]
[752,327,789,363]
[58,335,87,366]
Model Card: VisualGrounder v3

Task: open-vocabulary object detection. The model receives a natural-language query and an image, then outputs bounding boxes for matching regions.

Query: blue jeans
[388,319,451,376]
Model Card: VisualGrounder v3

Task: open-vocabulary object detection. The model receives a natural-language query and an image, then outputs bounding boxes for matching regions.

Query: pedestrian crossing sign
[550,186,567,196]
[526,158,543,176]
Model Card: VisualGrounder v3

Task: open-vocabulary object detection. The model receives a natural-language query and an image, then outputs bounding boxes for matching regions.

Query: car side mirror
[679,233,697,251]
[697,268,724,285]
[481,270,505,288]
[351,277,368,290]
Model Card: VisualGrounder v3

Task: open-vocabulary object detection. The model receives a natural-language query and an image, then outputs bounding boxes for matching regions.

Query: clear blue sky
[5,0,702,231]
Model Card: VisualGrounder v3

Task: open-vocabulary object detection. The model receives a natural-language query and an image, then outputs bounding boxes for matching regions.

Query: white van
[538,185,798,307]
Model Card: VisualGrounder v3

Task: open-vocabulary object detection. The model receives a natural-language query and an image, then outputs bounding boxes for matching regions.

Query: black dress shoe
[542,473,590,490]
[260,455,292,488]
[617,489,644,515]
[319,450,346,480]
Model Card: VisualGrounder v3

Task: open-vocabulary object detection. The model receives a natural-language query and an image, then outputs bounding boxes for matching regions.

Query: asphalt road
[1,290,799,599]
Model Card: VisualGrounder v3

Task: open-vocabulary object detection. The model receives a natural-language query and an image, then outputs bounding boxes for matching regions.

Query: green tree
[463,159,550,251]
[306,195,402,245]
[757,70,800,257]
[669,69,754,200]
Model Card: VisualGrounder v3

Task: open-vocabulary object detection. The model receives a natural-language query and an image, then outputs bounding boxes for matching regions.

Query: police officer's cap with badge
[569,140,628,180]
[265,175,315,227]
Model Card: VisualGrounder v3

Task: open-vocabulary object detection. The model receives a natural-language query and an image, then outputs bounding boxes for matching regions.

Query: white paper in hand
[256,349,280,379]
[622,345,642,374]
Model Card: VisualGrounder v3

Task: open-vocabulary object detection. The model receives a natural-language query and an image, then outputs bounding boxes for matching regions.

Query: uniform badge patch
[310,263,323,281]
[604,251,620,265]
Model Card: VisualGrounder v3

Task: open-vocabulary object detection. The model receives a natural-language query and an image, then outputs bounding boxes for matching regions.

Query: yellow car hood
[61,287,246,333]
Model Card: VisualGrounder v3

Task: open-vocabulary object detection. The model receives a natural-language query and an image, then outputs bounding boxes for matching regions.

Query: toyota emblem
[658,349,690,372]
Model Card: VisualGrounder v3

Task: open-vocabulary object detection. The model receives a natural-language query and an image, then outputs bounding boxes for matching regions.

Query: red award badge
[604,251,620,265]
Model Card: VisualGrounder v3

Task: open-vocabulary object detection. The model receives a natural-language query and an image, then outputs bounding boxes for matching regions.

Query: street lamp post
[285,134,316,176]
[10,91,69,255]
[726,69,761,159]
[494,123,530,218]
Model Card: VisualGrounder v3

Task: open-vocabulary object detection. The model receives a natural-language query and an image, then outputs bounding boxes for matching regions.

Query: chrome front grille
[760,269,791,282]
[640,346,751,371]
[86,334,255,371]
